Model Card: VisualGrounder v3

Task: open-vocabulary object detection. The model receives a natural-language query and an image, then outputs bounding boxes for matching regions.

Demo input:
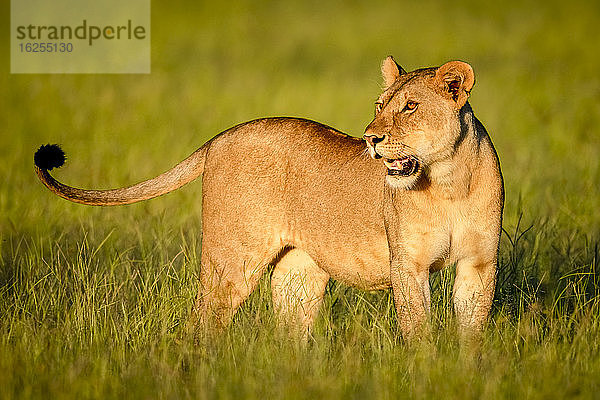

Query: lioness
[34,57,502,340]
[364,58,503,339]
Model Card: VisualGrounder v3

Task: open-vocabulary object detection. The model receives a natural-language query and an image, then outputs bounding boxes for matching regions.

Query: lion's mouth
[383,156,420,176]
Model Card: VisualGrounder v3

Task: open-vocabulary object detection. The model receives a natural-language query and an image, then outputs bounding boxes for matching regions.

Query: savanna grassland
[1,0,599,398]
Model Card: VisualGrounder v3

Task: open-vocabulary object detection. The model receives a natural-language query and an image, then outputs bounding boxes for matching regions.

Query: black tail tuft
[34,144,66,171]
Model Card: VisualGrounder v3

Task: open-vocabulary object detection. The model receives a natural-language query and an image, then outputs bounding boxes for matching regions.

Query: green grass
[1,0,599,398]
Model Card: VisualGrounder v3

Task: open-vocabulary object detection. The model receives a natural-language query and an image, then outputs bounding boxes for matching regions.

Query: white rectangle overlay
[11,0,150,73]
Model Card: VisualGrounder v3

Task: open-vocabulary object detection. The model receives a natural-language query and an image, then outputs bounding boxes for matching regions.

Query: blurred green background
[1,0,599,398]
[1,0,598,234]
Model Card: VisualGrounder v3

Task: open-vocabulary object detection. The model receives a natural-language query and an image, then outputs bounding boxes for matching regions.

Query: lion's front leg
[390,261,431,341]
[452,257,496,338]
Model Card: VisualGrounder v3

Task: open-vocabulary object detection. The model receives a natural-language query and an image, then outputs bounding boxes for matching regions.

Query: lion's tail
[34,143,210,206]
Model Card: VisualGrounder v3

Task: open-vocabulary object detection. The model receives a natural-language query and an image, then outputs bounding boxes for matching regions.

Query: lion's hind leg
[190,245,274,334]
[271,248,330,339]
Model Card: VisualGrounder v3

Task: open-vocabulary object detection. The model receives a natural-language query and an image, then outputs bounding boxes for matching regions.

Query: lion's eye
[375,102,383,114]
[404,101,418,112]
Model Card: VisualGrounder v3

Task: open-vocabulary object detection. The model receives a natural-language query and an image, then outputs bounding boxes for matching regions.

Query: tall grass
[1,0,599,398]
[1,220,598,399]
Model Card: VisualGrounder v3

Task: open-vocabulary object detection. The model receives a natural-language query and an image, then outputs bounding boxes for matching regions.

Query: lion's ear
[381,56,406,87]
[435,61,475,108]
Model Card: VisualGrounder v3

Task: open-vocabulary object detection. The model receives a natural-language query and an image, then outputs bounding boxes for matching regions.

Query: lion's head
[364,57,475,189]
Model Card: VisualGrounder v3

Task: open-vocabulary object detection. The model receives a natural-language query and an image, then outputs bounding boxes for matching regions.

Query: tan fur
[35,118,390,336]
[35,58,503,341]
[35,145,210,205]
[365,60,503,339]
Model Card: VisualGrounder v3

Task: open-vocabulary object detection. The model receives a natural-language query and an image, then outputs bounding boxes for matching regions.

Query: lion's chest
[386,190,492,271]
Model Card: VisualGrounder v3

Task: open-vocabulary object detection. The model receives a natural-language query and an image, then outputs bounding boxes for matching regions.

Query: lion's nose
[364,134,385,147]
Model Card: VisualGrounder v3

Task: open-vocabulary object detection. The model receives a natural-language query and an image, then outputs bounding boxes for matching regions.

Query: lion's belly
[325,249,392,290]
[286,222,392,291]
